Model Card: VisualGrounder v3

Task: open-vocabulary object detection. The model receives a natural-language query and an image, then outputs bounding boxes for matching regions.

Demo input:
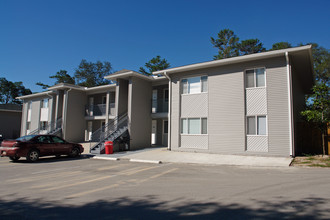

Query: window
[181,76,208,94]
[247,116,267,135]
[40,121,48,130]
[181,118,207,134]
[245,68,265,88]
[41,99,49,108]
[51,136,65,143]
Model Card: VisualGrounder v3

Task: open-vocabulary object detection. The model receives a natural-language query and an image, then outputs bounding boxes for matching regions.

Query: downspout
[62,88,72,140]
[285,52,295,157]
[164,72,171,151]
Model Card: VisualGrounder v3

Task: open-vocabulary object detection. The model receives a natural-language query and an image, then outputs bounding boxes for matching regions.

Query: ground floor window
[247,115,267,135]
[40,121,48,130]
[181,118,207,134]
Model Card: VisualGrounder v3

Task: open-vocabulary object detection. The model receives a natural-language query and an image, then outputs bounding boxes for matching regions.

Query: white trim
[286,52,294,156]
[153,45,312,75]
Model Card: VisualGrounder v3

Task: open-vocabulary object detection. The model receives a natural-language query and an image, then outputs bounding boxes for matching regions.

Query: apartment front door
[87,121,92,141]
[151,120,157,145]
[163,120,168,146]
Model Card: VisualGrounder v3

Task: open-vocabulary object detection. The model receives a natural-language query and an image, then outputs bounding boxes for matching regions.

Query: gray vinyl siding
[116,79,129,116]
[64,90,86,142]
[128,77,152,150]
[170,56,291,156]
[266,58,290,156]
[30,100,41,132]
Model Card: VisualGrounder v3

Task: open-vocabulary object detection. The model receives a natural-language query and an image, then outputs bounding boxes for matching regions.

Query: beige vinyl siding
[64,90,87,142]
[128,77,152,150]
[170,56,290,156]
[266,58,290,156]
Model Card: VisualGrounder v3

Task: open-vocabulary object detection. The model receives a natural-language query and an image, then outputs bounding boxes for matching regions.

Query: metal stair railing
[27,118,62,136]
[90,113,128,153]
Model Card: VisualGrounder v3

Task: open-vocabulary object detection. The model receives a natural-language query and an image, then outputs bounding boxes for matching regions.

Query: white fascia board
[85,84,116,91]
[153,45,312,75]
[16,91,55,100]
[48,83,86,91]
[104,71,154,81]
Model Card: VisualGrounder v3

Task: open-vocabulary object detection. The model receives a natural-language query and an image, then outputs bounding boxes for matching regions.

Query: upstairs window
[245,68,265,88]
[181,76,208,94]
[41,99,49,108]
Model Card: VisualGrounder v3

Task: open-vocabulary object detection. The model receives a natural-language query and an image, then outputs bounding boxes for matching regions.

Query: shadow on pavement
[0,196,328,220]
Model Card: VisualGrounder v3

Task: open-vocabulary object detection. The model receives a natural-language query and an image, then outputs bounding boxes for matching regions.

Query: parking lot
[1,156,330,219]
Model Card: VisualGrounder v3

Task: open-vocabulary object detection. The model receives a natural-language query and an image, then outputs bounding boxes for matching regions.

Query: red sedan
[0,135,84,162]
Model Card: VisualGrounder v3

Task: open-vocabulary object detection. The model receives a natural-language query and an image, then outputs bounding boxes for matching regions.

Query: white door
[89,97,94,116]
[152,90,157,113]
[151,120,157,145]
[88,121,93,141]
[163,120,168,146]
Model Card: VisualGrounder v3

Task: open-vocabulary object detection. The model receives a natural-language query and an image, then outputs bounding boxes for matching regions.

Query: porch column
[54,92,59,122]
[105,91,110,125]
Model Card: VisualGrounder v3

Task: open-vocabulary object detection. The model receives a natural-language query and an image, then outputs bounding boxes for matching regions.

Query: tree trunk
[322,131,325,157]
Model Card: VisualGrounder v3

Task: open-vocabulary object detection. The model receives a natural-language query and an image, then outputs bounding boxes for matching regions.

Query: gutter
[285,52,295,157]
[163,72,171,151]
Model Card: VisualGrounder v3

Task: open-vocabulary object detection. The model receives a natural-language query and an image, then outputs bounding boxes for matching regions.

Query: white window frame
[180,117,208,135]
[245,67,266,89]
[41,98,49,109]
[181,75,208,95]
[246,115,268,136]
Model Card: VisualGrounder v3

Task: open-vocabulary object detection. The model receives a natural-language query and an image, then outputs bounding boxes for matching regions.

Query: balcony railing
[85,103,116,117]
[151,99,168,113]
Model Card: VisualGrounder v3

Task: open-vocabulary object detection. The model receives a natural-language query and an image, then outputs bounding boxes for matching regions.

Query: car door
[51,136,71,155]
[35,136,54,156]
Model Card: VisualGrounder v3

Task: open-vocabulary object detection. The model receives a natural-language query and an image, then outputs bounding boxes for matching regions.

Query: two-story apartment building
[17,45,314,157]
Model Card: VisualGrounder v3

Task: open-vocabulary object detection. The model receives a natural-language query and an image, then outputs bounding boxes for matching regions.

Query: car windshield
[16,135,36,142]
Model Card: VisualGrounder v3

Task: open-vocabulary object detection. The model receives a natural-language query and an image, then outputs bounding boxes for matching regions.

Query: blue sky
[1,0,329,93]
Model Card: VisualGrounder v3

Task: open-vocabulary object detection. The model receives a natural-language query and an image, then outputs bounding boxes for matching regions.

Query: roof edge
[153,45,312,75]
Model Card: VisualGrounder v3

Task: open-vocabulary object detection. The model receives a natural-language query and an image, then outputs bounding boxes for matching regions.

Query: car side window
[51,136,65,143]
[36,136,52,143]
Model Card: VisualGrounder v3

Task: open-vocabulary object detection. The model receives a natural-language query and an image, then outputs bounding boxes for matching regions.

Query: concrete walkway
[91,147,293,167]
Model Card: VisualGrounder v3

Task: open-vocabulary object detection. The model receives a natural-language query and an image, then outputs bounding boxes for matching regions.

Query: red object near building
[105,141,113,154]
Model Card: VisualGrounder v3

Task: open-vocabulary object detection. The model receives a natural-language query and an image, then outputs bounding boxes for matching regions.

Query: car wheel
[26,149,39,162]
[69,147,80,158]
[9,156,20,162]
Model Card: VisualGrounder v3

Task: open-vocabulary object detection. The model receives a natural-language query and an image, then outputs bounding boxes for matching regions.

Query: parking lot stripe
[42,175,115,191]
[136,168,178,184]
[123,166,159,175]
[29,173,106,189]
[96,163,129,171]
[7,171,83,183]
[66,182,121,198]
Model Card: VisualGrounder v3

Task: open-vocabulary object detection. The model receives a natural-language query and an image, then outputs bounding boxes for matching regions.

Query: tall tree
[0,77,32,104]
[36,70,75,89]
[211,29,239,60]
[74,60,112,87]
[301,82,329,156]
[139,55,170,75]
[238,39,266,55]
[270,42,292,51]
[310,43,330,84]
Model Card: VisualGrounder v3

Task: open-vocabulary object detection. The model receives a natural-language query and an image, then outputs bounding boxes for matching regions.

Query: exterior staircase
[28,118,62,136]
[90,113,129,154]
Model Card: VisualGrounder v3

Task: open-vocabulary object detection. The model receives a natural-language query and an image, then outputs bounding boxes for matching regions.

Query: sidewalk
[90,147,293,167]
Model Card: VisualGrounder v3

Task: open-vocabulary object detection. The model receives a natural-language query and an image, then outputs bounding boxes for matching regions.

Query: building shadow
[0,196,328,220]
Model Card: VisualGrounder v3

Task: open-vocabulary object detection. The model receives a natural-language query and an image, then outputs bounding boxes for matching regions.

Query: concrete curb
[93,156,119,161]
[129,159,162,164]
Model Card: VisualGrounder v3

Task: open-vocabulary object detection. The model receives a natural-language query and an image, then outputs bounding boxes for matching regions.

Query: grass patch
[291,155,330,168]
